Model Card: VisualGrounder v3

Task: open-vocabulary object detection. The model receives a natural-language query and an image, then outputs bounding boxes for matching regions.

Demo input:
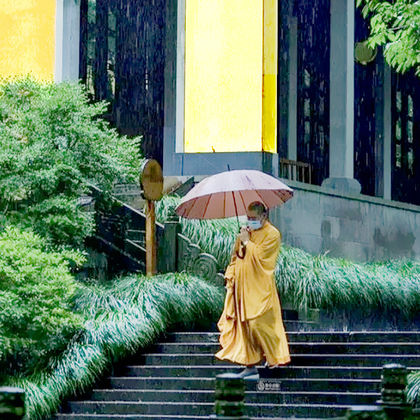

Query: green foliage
[157,195,420,317]
[357,0,420,75]
[156,195,238,268]
[408,370,420,404]
[0,226,85,378]
[0,77,142,247]
[6,273,223,420]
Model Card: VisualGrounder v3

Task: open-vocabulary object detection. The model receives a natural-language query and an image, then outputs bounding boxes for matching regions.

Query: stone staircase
[55,311,420,420]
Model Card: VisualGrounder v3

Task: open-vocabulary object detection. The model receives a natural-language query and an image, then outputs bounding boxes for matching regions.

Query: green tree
[0,78,142,248]
[357,0,420,75]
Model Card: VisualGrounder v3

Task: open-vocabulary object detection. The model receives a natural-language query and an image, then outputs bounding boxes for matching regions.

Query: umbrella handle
[231,191,241,230]
[236,246,246,259]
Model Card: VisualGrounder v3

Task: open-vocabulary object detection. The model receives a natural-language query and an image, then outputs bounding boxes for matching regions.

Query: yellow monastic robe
[215,221,291,366]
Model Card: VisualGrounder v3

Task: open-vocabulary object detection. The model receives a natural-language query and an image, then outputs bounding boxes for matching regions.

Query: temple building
[1,0,420,261]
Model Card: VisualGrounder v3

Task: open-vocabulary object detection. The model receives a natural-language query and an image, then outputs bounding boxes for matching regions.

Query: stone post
[345,405,384,420]
[55,0,81,82]
[322,0,361,194]
[210,373,249,419]
[0,387,25,419]
[378,364,411,420]
[157,209,179,273]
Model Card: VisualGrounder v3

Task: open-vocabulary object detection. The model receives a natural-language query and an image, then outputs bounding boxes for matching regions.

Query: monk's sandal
[238,366,259,379]
[263,361,276,369]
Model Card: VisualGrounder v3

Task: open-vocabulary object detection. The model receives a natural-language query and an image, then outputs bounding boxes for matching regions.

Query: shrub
[0,77,142,248]
[0,226,85,378]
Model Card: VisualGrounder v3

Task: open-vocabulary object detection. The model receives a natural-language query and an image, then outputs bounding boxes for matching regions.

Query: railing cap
[0,387,25,395]
[215,373,244,381]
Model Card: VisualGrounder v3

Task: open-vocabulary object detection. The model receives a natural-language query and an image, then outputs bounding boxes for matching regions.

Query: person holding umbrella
[176,169,293,379]
[214,201,290,378]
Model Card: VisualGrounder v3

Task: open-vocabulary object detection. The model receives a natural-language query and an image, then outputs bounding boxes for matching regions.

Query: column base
[163,151,279,177]
[321,177,361,195]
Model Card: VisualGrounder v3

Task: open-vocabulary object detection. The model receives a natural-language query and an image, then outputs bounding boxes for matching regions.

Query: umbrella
[175,169,293,220]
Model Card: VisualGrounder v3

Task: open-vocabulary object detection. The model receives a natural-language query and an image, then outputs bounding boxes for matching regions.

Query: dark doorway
[391,70,420,205]
[353,8,384,198]
[79,0,166,164]
[278,0,331,186]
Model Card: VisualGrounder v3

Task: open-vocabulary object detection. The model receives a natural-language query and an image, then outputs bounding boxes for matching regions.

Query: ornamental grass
[156,196,420,318]
[6,273,223,419]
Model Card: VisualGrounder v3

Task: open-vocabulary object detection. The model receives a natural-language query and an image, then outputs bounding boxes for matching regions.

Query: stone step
[85,389,379,405]
[56,416,212,420]
[185,320,319,332]
[56,415,333,420]
[139,352,420,367]
[62,400,357,417]
[56,416,333,420]
[119,365,391,380]
[283,309,299,320]
[126,229,146,241]
[152,342,420,355]
[164,331,420,343]
[56,328,420,420]
[55,416,327,420]
[108,377,380,393]
[55,413,342,420]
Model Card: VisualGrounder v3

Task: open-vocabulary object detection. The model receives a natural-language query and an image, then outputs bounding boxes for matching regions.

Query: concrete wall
[271,180,420,262]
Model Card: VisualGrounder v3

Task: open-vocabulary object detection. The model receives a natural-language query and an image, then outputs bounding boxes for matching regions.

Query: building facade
[78,0,420,206]
[1,0,420,261]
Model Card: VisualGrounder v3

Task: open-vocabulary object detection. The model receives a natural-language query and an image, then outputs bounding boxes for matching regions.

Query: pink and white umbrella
[175,169,293,220]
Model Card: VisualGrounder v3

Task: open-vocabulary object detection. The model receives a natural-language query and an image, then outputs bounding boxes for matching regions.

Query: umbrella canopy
[175,169,293,219]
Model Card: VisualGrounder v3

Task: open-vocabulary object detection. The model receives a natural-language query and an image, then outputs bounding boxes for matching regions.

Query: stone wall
[271,179,420,262]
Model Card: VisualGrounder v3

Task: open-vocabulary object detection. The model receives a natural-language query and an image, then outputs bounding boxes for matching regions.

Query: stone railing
[177,233,225,287]
[79,185,175,279]
[79,185,224,282]
[0,387,25,419]
[210,364,419,420]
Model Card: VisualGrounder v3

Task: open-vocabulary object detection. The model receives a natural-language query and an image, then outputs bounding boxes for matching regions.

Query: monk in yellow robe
[215,201,290,378]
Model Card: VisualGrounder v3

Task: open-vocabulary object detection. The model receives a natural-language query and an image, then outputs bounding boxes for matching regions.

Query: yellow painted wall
[184,0,263,153]
[184,0,277,154]
[0,0,56,81]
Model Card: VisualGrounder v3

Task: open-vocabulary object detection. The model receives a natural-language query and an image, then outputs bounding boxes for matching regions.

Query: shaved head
[247,201,268,216]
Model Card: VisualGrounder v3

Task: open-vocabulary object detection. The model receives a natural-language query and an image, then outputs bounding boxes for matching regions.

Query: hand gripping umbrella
[175,169,294,222]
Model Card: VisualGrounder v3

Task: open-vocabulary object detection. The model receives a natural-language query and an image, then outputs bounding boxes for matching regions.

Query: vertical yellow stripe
[184,0,263,153]
[262,0,278,153]
[0,0,56,81]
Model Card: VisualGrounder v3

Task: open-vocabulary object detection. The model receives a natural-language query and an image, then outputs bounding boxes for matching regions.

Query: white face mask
[247,219,262,230]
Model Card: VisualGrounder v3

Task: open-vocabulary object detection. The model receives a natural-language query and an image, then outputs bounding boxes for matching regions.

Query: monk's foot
[264,361,287,369]
[238,366,259,379]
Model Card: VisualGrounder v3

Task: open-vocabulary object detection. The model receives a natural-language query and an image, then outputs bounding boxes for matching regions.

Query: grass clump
[5,273,223,420]
[156,195,420,318]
